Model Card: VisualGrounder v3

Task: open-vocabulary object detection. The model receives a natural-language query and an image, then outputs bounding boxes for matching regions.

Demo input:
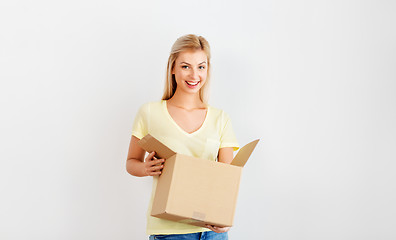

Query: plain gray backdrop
[1,0,395,239]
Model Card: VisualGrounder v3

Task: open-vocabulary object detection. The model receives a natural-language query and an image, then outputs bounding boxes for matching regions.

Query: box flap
[231,139,259,167]
[137,134,176,159]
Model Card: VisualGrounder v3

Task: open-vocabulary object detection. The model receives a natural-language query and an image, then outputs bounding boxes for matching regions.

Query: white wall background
[1,0,395,239]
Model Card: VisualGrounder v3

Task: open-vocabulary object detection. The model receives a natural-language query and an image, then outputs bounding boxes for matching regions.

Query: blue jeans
[149,231,228,240]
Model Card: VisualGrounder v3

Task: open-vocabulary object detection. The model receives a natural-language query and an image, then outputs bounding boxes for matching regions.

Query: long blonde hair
[162,34,211,103]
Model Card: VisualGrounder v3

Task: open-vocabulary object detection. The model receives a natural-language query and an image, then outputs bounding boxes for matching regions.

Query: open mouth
[185,81,200,86]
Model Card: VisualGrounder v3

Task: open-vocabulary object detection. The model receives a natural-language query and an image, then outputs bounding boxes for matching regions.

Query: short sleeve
[131,103,149,139]
[219,112,239,151]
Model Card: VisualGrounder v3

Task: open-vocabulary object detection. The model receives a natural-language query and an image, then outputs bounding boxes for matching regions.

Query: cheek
[200,72,208,80]
[174,71,186,83]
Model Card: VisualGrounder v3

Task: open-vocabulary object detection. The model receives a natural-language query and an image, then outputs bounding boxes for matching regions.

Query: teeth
[186,81,199,86]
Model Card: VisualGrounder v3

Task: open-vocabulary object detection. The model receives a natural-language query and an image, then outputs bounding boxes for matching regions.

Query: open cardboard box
[138,134,259,228]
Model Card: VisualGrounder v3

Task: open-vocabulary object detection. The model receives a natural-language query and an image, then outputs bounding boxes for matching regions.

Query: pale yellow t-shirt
[131,100,239,235]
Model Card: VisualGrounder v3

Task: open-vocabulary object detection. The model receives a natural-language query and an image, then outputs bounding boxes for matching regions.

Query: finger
[145,151,156,162]
[205,225,229,233]
[149,164,164,172]
[147,170,162,176]
[145,166,162,176]
[205,225,217,233]
[149,171,162,176]
[149,158,165,167]
[216,227,230,233]
[145,160,165,176]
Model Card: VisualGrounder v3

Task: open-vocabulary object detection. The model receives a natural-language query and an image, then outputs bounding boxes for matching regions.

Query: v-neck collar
[162,100,210,137]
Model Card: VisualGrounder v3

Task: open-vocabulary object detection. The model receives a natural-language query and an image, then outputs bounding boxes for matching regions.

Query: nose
[189,68,198,80]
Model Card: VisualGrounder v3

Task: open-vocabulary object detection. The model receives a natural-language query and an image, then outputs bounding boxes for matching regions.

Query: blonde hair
[162,34,211,103]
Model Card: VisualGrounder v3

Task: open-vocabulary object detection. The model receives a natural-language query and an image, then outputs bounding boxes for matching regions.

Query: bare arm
[218,147,234,164]
[126,136,164,177]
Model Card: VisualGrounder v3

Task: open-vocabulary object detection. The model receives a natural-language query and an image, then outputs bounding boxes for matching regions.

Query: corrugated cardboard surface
[231,139,259,167]
[138,134,175,159]
[151,155,177,217]
[138,134,259,227]
[151,154,242,227]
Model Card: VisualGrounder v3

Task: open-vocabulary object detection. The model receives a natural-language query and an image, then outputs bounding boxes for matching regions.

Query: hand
[205,224,230,233]
[143,151,165,176]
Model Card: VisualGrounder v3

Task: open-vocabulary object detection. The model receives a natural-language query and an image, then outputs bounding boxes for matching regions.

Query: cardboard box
[138,134,259,228]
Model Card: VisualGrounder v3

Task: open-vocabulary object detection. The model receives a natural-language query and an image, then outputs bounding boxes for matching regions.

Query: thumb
[145,151,156,162]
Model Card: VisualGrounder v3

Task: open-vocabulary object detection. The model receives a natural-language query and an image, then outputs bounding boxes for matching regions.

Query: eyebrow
[180,61,207,65]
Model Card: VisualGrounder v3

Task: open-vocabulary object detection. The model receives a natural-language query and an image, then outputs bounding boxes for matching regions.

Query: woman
[126,34,239,240]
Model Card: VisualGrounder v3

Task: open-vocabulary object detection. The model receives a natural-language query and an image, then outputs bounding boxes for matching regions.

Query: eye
[198,66,205,70]
[181,65,189,69]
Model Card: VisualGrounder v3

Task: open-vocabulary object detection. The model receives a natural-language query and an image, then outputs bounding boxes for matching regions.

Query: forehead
[176,50,208,63]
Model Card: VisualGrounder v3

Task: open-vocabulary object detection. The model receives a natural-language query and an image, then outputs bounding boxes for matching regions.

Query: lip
[185,81,200,88]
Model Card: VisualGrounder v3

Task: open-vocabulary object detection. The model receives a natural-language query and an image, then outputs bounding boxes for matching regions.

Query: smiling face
[172,49,208,96]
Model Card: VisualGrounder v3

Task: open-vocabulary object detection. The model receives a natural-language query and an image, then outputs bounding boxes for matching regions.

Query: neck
[168,90,205,109]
